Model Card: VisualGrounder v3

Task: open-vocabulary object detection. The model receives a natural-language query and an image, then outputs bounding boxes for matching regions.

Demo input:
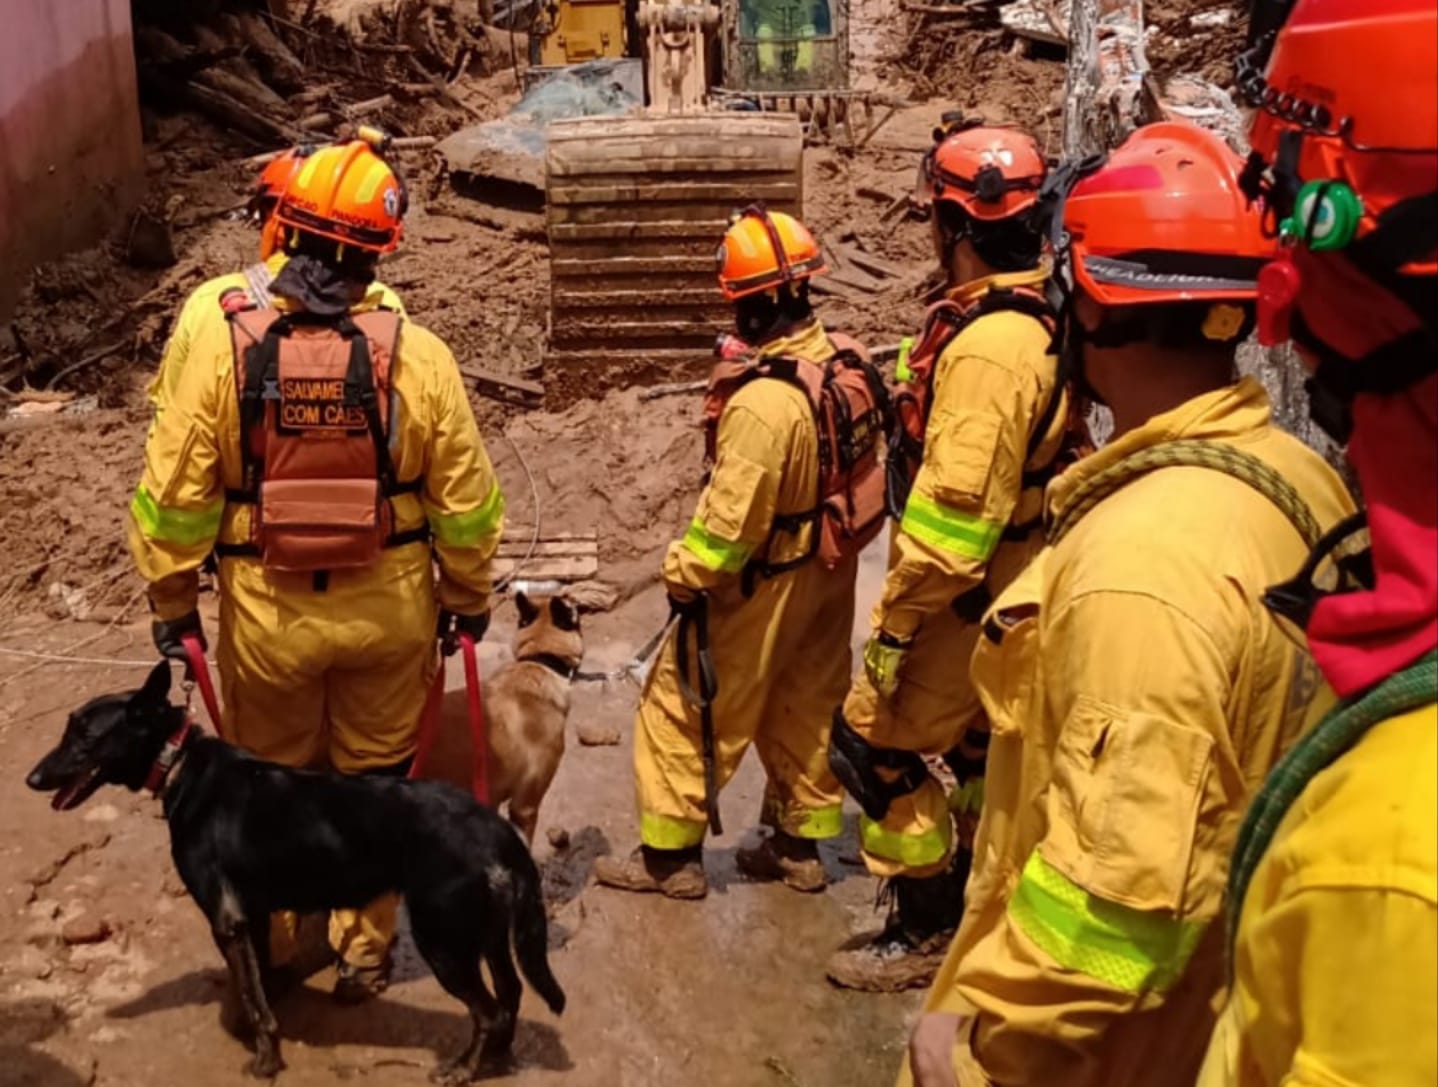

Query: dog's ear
[136,661,171,708]
[516,591,540,628]
[549,595,581,632]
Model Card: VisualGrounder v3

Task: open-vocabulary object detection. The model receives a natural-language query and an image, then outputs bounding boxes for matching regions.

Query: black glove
[152,612,206,662]
[438,608,490,657]
[666,585,703,619]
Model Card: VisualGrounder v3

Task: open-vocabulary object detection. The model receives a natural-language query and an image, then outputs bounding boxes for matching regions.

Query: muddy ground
[0,0,1250,1082]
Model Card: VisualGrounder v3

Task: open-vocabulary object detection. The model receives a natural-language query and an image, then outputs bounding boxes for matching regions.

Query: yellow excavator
[538,0,863,404]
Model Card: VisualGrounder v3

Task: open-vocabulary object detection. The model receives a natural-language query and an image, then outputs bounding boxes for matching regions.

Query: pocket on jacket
[926,412,1003,506]
[1046,700,1215,913]
[697,449,771,542]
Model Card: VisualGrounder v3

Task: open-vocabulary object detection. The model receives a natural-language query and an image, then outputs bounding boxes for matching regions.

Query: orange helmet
[1062,121,1275,306]
[274,137,407,255]
[919,121,1046,221]
[1238,0,1436,393]
[252,147,316,259]
[716,205,827,300]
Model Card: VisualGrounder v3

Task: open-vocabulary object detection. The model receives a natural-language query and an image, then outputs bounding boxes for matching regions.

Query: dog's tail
[512,855,566,1015]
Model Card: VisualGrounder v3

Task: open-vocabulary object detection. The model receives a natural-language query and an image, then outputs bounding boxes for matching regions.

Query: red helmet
[1243,0,1436,273]
[919,122,1046,221]
[1239,0,1436,396]
[1062,121,1275,306]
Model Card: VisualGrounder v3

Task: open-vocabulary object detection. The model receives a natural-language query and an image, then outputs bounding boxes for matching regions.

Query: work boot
[827,849,971,993]
[736,831,827,893]
[332,955,393,1005]
[593,846,708,899]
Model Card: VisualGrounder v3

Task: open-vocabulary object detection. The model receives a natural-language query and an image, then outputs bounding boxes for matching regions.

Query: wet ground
[0,541,915,1087]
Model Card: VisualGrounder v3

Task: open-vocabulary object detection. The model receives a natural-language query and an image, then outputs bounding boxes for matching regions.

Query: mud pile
[501,385,705,586]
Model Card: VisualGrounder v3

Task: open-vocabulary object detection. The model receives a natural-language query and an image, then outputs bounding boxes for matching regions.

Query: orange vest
[222,308,425,573]
[702,332,891,577]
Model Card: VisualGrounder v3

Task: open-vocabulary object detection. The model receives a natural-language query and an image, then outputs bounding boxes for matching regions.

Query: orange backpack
[703,334,892,581]
[886,285,1062,517]
[217,307,427,574]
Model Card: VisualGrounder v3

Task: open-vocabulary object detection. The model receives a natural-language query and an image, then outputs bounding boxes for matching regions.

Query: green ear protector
[1281,178,1364,251]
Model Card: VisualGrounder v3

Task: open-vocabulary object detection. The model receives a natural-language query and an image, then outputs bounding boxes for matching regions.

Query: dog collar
[145,715,196,797]
[517,652,579,680]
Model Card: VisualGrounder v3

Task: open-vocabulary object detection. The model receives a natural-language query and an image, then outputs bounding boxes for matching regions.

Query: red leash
[180,633,224,730]
[459,632,490,804]
[408,636,490,804]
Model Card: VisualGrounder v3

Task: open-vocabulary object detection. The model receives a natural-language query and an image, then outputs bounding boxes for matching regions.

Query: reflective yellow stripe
[681,517,753,573]
[429,480,504,548]
[1009,851,1206,994]
[790,803,843,840]
[130,484,223,547]
[640,810,707,850]
[859,814,952,868]
[900,493,1003,561]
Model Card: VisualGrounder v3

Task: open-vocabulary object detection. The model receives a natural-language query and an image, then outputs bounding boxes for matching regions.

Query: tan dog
[429,593,583,844]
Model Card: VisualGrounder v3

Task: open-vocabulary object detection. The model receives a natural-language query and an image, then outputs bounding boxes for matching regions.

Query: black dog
[26,661,565,1082]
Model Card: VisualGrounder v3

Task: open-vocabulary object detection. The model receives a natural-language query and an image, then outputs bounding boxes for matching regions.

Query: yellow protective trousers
[841,269,1063,880]
[634,554,856,851]
[218,547,440,970]
[840,604,983,879]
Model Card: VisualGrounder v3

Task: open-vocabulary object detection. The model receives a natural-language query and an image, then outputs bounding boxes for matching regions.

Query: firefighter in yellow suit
[594,208,857,899]
[1198,3,1437,1085]
[147,135,404,437]
[901,124,1357,1087]
[128,139,504,1002]
[828,124,1073,993]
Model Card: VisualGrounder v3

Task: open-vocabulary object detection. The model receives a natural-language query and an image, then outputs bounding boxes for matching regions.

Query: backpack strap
[242,261,276,310]
[1046,439,1324,549]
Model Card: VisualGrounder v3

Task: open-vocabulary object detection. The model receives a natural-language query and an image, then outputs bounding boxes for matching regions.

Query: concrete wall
[0,0,145,322]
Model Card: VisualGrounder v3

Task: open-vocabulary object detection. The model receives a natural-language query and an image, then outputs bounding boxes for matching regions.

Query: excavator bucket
[542,112,804,407]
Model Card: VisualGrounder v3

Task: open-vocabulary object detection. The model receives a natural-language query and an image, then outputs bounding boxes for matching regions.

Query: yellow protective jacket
[877,266,1065,640]
[664,318,836,597]
[148,253,404,425]
[129,293,502,622]
[1199,701,1437,1087]
[904,377,1357,1087]
[635,318,853,847]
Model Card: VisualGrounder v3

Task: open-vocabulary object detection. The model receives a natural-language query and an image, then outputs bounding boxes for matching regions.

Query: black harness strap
[674,597,723,836]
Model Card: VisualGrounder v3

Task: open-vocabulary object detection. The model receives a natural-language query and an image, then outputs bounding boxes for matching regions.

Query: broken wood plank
[825,264,885,294]
[0,396,99,434]
[502,528,597,543]
[496,539,599,559]
[810,278,874,303]
[489,554,599,581]
[460,364,543,407]
[834,243,903,280]
[640,379,707,401]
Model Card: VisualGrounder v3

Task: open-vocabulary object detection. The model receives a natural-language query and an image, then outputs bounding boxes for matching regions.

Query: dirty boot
[333,955,392,1005]
[827,850,971,993]
[593,846,708,899]
[736,831,827,893]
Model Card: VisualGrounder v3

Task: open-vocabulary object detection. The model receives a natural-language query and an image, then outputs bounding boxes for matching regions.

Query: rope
[1226,650,1438,963]
[1048,440,1324,549]
[572,616,676,684]
[495,431,541,593]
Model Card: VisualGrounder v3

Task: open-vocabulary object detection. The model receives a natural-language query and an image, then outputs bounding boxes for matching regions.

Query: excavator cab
[725,0,848,91]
